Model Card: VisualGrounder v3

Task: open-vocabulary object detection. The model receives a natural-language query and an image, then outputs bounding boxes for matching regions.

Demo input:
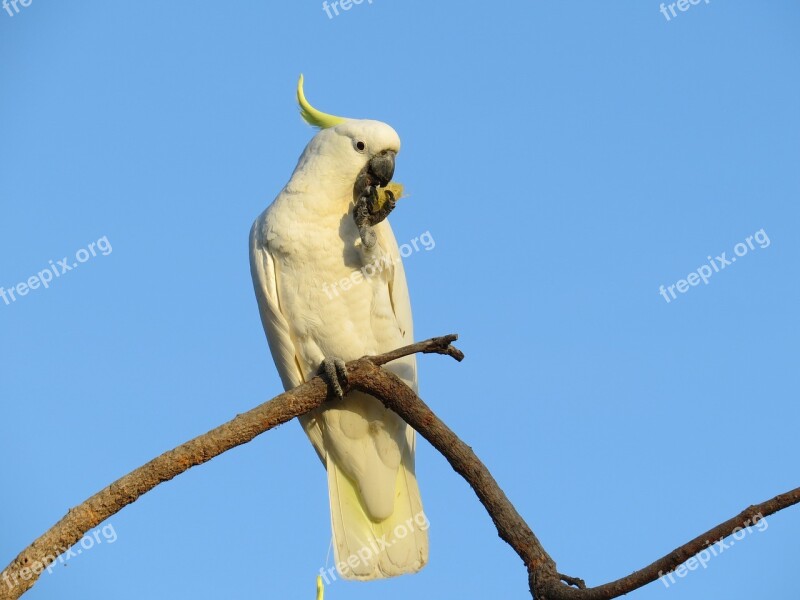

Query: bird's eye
[355,140,366,152]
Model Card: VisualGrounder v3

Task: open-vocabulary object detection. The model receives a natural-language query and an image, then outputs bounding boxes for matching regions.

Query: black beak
[367,150,396,188]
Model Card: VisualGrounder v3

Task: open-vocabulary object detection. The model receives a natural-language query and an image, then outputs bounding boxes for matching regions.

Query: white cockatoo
[249,76,428,580]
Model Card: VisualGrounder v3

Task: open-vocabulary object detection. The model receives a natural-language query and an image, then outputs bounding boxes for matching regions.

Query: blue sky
[1,1,798,599]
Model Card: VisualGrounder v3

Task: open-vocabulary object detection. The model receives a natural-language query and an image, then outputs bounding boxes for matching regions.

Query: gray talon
[320,357,348,398]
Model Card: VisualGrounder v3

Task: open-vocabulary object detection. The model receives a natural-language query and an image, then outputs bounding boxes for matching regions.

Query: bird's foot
[366,188,397,225]
[319,357,348,399]
[353,190,376,248]
[353,186,397,249]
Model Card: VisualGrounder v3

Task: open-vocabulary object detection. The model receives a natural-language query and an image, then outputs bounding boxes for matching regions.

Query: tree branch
[2,333,798,600]
[346,360,800,599]
[346,357,559,579]
[368,333,465,366]
[536,486,800,600]
[0,335,462,600]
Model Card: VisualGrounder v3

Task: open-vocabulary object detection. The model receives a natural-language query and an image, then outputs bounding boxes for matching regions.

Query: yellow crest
[297,74,347,129]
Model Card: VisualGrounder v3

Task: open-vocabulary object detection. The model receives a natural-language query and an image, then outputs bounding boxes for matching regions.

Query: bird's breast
[265,198,404,374]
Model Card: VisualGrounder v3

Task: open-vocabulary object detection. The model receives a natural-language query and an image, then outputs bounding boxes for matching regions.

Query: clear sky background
[1,1,798,599]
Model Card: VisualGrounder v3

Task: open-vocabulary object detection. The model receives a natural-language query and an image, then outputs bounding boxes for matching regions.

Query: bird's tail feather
[326,449,429,580]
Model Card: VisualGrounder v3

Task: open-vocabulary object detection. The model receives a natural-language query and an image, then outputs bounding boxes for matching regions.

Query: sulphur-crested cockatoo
[249,76,427,580]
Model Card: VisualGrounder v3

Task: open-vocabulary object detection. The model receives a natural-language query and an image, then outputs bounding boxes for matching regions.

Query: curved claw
[319,357,348,398]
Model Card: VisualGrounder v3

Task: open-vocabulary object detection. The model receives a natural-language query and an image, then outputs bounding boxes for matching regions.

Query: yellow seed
[370,182,404,214]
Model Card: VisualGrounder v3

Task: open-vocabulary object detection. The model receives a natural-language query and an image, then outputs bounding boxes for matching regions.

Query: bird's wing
[249,214,326,457]
[249,215,303,389]
[374,220,418,392]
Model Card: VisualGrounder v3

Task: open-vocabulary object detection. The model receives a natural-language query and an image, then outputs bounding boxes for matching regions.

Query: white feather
[249,119,428,580]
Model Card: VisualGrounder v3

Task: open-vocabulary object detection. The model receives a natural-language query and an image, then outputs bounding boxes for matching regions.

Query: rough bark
[1,334,797,599]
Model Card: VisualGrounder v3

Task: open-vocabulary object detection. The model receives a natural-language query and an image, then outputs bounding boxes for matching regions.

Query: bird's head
[290,75,401,206]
